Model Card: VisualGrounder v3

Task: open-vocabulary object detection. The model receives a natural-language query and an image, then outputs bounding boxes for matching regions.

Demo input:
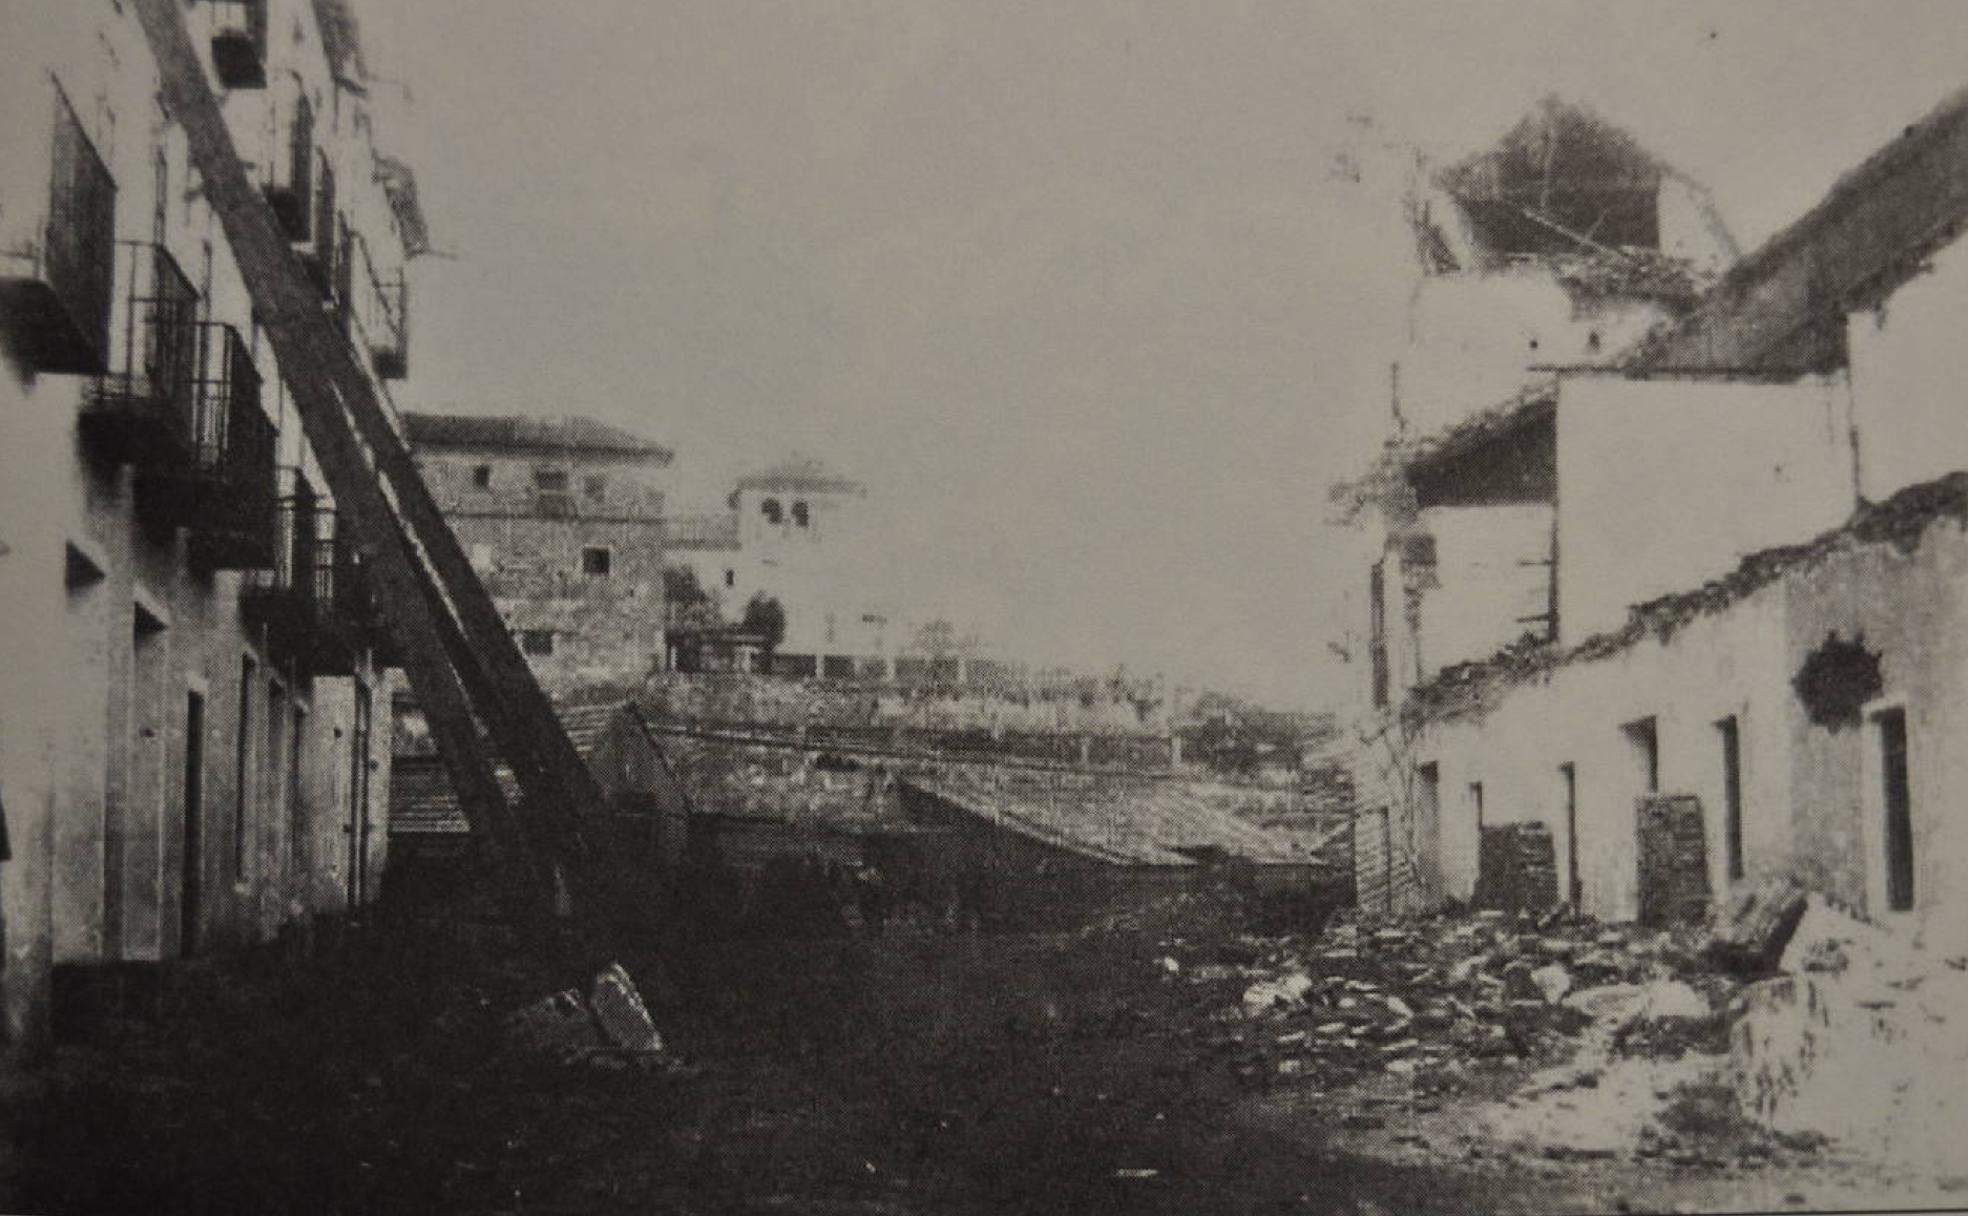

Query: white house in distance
[666,454,900,677]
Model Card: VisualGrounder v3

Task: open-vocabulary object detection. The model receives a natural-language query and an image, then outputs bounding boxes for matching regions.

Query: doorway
[180,689,205,956]
[1560,762,1579,908]
[345,684,371,907]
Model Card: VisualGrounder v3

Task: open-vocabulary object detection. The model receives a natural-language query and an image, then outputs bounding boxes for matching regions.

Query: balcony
[80,242,201,465]
[350,232,408,379]
[208,0,268,89]
[0,86,117,375]
[140,322,279,570]
[262,90,313,241]
[244,473,370,675]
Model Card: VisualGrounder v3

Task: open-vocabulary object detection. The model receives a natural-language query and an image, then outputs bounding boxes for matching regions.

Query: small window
[533,468,569,492]
[1468,781,1484,832]
[1622,716,1659,794]
[584,475,607,504]
[761,498,783,525]
[472,464,492,489]
[520,629,555,656]
[581,546,612,577]
[724,568,735,588]
[792,501,810,528]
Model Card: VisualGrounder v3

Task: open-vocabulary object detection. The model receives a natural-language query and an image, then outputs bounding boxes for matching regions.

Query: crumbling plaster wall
[1556,373,1855,646]
[1414,502,1553,677]
[1848,233,1968,504]
[1781,515,1968,954]
[1411,585,1790,922]
[1400,269,1665,439]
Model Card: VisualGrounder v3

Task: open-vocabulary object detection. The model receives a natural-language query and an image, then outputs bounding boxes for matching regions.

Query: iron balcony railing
[180,321,279,569]
[246,467,319,593]
[299,150,337,297]
[333,216,354,335]
[349,230,408,378]
[1,85,117,374]
[208,0,268,89]
[244,469,364,672]
[82,241,201,463]
[264,86,313,240]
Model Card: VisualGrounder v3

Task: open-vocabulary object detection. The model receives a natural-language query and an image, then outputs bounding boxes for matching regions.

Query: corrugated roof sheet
[402,412,674,462]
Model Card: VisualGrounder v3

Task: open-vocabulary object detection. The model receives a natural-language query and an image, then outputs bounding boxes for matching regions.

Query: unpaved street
[6,886,1955,1214]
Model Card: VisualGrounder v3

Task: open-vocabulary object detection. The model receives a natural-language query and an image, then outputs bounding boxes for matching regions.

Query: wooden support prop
[130,0,559,924]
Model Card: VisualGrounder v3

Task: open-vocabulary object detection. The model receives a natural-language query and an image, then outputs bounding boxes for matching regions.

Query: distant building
[667,453,897,677]
[404,412,673,690]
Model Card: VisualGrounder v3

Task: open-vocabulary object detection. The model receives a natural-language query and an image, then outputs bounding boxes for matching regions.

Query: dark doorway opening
[346,684,372,907]
[1560,762,1579,908]
[1718,716,1744,884]
[1878,707,1913,912]
[181,689,205,956]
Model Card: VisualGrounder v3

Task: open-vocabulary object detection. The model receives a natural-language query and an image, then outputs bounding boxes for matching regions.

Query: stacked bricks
[1472,821,1559,912]
[1636,793,1712,927]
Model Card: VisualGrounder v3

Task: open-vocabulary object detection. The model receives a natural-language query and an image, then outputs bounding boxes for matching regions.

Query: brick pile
[1473,822,1558,913]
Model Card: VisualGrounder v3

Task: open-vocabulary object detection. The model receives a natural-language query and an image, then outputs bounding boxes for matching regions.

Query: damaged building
[0,0,423,1050]
[1336,85,1968,957]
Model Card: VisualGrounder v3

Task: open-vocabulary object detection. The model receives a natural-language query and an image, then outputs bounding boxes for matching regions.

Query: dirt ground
[2,884,1957,1215]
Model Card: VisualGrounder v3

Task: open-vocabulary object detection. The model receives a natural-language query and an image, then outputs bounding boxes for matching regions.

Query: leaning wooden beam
[131,0,553,924]
[136,3,611,895]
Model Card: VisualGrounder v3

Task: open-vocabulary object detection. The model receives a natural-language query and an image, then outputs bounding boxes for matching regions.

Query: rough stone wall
[447,512,665,691]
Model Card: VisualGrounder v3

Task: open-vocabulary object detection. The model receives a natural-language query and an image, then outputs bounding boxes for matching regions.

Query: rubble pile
[1727,894,1968,1171]
[1162,906,1731,1097]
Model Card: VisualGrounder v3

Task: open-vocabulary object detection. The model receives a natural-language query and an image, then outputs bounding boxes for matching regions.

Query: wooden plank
[130,1,555,923]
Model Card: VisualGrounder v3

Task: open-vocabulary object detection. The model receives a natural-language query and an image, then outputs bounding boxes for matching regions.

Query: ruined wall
[1408,585,1790,922]
[1848,233,1968,504]
[1414,503,1553,677]
[1780,512,1968,952]
[1556,373,1855,646]
[1400,268,1668,439]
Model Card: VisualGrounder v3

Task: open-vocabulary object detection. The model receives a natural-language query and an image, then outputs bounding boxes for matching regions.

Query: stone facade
[405,413,672,691]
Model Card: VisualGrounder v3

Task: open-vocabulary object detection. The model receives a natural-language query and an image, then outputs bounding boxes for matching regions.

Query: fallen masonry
[1138,879,1966,1179]
[505,963,676,1070]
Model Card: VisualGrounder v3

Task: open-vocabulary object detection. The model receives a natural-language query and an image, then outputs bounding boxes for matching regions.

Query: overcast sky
[357,1,1967,706]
